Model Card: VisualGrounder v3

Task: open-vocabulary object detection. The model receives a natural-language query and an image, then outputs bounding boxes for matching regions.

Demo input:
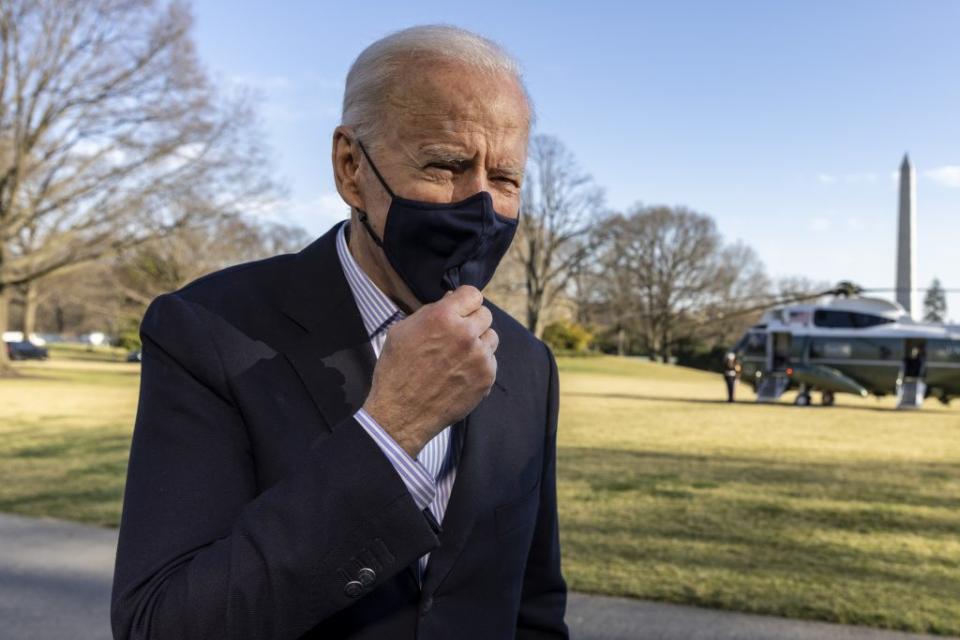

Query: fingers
[445,285,483,316]
[478,327,499,353]
[463,304,493,338]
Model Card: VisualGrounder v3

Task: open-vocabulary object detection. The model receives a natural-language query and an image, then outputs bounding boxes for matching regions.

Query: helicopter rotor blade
[860,287,960,293]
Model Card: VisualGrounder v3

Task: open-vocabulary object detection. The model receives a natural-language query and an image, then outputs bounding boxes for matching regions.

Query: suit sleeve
[516,343,569,638]
[110,292,438,640]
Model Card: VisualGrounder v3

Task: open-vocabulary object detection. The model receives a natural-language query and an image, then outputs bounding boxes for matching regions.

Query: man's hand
[362,285,498,458]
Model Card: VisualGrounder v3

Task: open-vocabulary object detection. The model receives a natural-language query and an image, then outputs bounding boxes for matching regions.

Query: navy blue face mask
[354,139,520,304]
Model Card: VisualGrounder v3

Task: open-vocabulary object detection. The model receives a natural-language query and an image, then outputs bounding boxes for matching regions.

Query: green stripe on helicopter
[789,364,869,397]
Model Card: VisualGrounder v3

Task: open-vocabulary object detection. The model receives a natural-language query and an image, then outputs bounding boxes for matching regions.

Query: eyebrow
[417,144,524,177]
[418,144,471,164]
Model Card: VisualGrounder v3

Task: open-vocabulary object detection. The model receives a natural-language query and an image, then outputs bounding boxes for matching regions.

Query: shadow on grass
[558,445,960,634]
[0,485,124,510]
[559,446,960,513]
[0,425,130,526]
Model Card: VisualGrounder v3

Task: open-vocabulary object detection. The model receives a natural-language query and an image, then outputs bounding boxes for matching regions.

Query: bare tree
[30,214,309,339]
[695,240,771,347]
[592,205,769,362]
[0,0,276,371]
[774,275,832,300]
[109,215,309,310]
[579,216,635,354]
[512,134,603,336]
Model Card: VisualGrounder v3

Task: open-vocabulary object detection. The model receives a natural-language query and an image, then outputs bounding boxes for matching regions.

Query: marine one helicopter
[730,282,960,409]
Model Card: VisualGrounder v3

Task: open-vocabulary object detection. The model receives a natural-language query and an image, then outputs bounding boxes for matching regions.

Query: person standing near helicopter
[723,352,741,402]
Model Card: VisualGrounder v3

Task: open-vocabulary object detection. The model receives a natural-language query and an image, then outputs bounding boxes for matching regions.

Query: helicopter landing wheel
[822,391,835,407]
[794,392,811,407]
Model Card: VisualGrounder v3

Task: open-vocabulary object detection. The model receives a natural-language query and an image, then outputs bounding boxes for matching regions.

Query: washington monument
[896,153,917,317]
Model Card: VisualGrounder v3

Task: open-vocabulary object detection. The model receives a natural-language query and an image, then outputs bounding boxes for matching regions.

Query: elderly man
[110,24,568,639]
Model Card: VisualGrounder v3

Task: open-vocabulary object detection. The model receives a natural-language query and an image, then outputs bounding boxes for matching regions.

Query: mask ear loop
[356,139,397,199]
[354,138,397,248]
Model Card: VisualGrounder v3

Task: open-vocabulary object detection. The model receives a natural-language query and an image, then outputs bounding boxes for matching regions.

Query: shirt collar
[335,220,406,339]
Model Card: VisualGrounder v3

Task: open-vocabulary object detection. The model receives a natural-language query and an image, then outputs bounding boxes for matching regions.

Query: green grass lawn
[557,356,960,635]
[0,359,139,525]
[1,354,958,634]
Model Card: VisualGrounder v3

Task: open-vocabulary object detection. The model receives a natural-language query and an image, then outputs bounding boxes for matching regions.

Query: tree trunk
[0,284,16,376]
[55,304,66,333]
[23,280,39,338]
[0,236,16,374]
[526,304,540,338]
[526,279,543,337]
[660,326,671,363]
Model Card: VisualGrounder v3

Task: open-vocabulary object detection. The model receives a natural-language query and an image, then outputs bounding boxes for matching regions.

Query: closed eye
[425,159,470,173]
[493,175,521,188]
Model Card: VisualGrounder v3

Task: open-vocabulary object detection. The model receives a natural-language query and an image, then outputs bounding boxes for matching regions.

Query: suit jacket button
[344,580,364,598]
[358,567,376,587]
[421,595,433,614]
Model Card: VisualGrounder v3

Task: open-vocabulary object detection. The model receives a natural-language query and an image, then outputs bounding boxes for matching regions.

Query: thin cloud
[924,166,960,188]
[845,217,864,230]
[817,172,878,185]
[810,216,831,231]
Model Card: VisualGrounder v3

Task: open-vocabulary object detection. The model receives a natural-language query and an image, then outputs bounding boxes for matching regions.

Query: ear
[332,126,364,211]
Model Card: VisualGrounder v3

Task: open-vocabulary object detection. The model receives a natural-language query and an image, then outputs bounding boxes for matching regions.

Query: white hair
[341,24,534,146]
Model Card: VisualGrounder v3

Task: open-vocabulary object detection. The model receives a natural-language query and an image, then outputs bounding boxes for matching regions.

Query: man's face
[358,62,529,225]
[332,60,530,308]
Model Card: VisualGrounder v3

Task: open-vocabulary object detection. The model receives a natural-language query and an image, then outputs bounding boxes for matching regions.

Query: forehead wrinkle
[384,58,530,128]
[376,62,529,176]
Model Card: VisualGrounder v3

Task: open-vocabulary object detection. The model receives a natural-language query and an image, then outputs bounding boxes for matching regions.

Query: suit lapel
[279,221,376,431]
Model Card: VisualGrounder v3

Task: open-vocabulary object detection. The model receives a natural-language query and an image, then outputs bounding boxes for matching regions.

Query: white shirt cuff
[354,408,437,510]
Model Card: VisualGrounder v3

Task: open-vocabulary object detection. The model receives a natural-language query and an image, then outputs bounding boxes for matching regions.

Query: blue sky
[192,0,960,319]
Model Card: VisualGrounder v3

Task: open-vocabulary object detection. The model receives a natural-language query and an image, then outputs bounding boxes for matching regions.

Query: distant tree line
[9,213,309,348]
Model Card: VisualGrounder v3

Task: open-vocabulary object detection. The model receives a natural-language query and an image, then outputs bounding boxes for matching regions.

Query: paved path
[0,511,952,640]
[564,593,950,640]
[0,512,117,640]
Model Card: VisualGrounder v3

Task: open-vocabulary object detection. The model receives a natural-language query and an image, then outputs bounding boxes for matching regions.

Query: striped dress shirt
[335,220,461,586]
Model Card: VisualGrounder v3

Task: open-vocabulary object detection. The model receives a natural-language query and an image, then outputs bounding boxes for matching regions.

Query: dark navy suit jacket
[110,221,568,639]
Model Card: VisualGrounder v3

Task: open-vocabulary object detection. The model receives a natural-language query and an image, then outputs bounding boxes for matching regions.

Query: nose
[451,168,518,217]
[453,169,488,200]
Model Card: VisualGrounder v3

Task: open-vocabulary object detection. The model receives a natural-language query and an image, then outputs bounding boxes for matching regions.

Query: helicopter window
[855,314,895,327]
[811,341,853,358]
[813,310,895,328]
[742,332,766,357]
[732,335,748,353]
[823,342,852,357]
[931,345,960,362]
